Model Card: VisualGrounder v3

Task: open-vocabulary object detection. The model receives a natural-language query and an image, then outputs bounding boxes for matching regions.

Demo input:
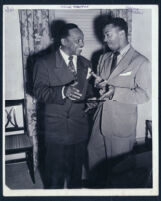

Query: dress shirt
[59,48,78,99]
[115,43,131,64]
[59,48,77,72]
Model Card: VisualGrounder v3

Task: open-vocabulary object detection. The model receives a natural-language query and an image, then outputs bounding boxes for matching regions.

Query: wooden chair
[5,99,35,183]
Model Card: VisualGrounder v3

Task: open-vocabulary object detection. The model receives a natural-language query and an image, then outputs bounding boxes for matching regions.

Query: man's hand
[99,87,106,96]
[86,97,98,110]
[99,85,115,100]
[64,85,82,101]
[96,80,108,89]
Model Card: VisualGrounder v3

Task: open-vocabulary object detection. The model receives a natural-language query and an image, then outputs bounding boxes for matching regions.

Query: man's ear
[61,38,66,46]
[119,30,126,39]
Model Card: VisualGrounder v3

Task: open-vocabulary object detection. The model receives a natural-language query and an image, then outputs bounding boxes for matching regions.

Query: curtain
[19,9,53,169]
[19,9,132,169]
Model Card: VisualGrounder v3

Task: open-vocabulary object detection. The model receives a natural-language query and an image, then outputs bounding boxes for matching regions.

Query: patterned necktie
[68,56,77,80]
[110,51,120,74]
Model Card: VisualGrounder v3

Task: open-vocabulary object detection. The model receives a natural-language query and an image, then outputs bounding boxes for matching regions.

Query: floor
[5,162,44,189]
[5,144,152,189]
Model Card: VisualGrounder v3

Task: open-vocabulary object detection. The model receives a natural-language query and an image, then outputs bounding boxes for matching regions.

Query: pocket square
[86,67,92,79]
[119,71,132,76]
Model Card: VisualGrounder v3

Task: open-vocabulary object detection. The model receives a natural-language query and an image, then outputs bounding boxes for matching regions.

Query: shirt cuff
[62,86,66,99]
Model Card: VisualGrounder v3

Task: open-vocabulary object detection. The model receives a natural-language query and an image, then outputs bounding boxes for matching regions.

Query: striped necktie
[68,56,77,80]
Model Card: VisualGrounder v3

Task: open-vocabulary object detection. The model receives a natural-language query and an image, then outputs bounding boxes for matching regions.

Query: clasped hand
[65,83,82,101]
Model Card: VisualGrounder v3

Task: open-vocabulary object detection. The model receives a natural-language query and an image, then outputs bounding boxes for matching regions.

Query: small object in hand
[85,97,97,113]
[90,71,108,88]
[85,97,105,113]
[95,80,109,89]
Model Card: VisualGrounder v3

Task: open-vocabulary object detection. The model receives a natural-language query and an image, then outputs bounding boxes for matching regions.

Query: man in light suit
[88,17,151,187]
[33,23,93,189]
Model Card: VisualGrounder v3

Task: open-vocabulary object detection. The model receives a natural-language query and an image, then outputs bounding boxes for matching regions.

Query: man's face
[64,28,84,55]
[103,24,122,51]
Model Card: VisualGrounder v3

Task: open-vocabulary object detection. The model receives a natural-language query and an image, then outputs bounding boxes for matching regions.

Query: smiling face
[61,28,84,56]
[103,24,123,51]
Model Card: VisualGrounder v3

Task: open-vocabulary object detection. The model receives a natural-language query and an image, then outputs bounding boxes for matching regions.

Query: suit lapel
[100,52,113,80]
[77,56,88,93]
[54,50,75,84]
[108,47,135,81]
[53,51,88,96]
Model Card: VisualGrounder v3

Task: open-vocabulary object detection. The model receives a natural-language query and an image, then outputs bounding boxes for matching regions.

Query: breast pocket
[111,74,135,89]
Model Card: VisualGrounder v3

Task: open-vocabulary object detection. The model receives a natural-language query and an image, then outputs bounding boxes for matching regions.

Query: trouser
[44,140,87,189]
[88,151,136,188]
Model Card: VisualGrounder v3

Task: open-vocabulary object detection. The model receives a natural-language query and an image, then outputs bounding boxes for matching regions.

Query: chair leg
[26,149,35,184]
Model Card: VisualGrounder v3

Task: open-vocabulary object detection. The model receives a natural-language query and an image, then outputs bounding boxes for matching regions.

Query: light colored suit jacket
[98,46,151,104]
[88,46,151,168]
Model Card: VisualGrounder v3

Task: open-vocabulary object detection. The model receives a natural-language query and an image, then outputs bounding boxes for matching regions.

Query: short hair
[103,17,128,38]
[59,23,79,40]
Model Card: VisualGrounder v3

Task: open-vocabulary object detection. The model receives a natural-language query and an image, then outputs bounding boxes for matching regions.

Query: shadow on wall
[90,14,113,98]
[25,19,66,187]
[91,13,113,73]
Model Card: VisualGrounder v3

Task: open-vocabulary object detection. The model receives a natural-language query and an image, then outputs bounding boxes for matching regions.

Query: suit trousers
[44,139,87,189]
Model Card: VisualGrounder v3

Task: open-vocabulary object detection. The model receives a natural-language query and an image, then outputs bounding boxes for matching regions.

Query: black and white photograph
[3,4,158,196]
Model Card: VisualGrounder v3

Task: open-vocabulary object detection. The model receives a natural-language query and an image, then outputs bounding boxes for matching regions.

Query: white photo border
[3,4,159,197]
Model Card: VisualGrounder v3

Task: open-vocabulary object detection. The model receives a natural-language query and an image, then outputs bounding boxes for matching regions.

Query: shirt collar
[119,43,131,57]
[59,47,77,63]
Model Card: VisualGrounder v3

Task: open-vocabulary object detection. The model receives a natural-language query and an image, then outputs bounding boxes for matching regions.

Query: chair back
[5,99,27,136]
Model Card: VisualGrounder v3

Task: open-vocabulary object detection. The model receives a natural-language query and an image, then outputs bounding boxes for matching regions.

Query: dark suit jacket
[33,50,93,145]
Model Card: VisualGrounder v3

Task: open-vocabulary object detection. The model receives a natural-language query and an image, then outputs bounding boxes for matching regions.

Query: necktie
[68,56,77,80]
[110,51,120,74]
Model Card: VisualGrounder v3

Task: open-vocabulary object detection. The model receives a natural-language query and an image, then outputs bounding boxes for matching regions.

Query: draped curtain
[19,9,54,168]
[18,9,132,169]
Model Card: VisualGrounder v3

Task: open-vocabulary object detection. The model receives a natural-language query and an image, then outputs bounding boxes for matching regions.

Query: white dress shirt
[110,43,131,65]
[59,48,77,71]
[115,43,131,65]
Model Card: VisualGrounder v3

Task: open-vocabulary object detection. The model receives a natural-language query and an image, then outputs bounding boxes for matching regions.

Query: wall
[131,9,152,139]
[5,9,24,100]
